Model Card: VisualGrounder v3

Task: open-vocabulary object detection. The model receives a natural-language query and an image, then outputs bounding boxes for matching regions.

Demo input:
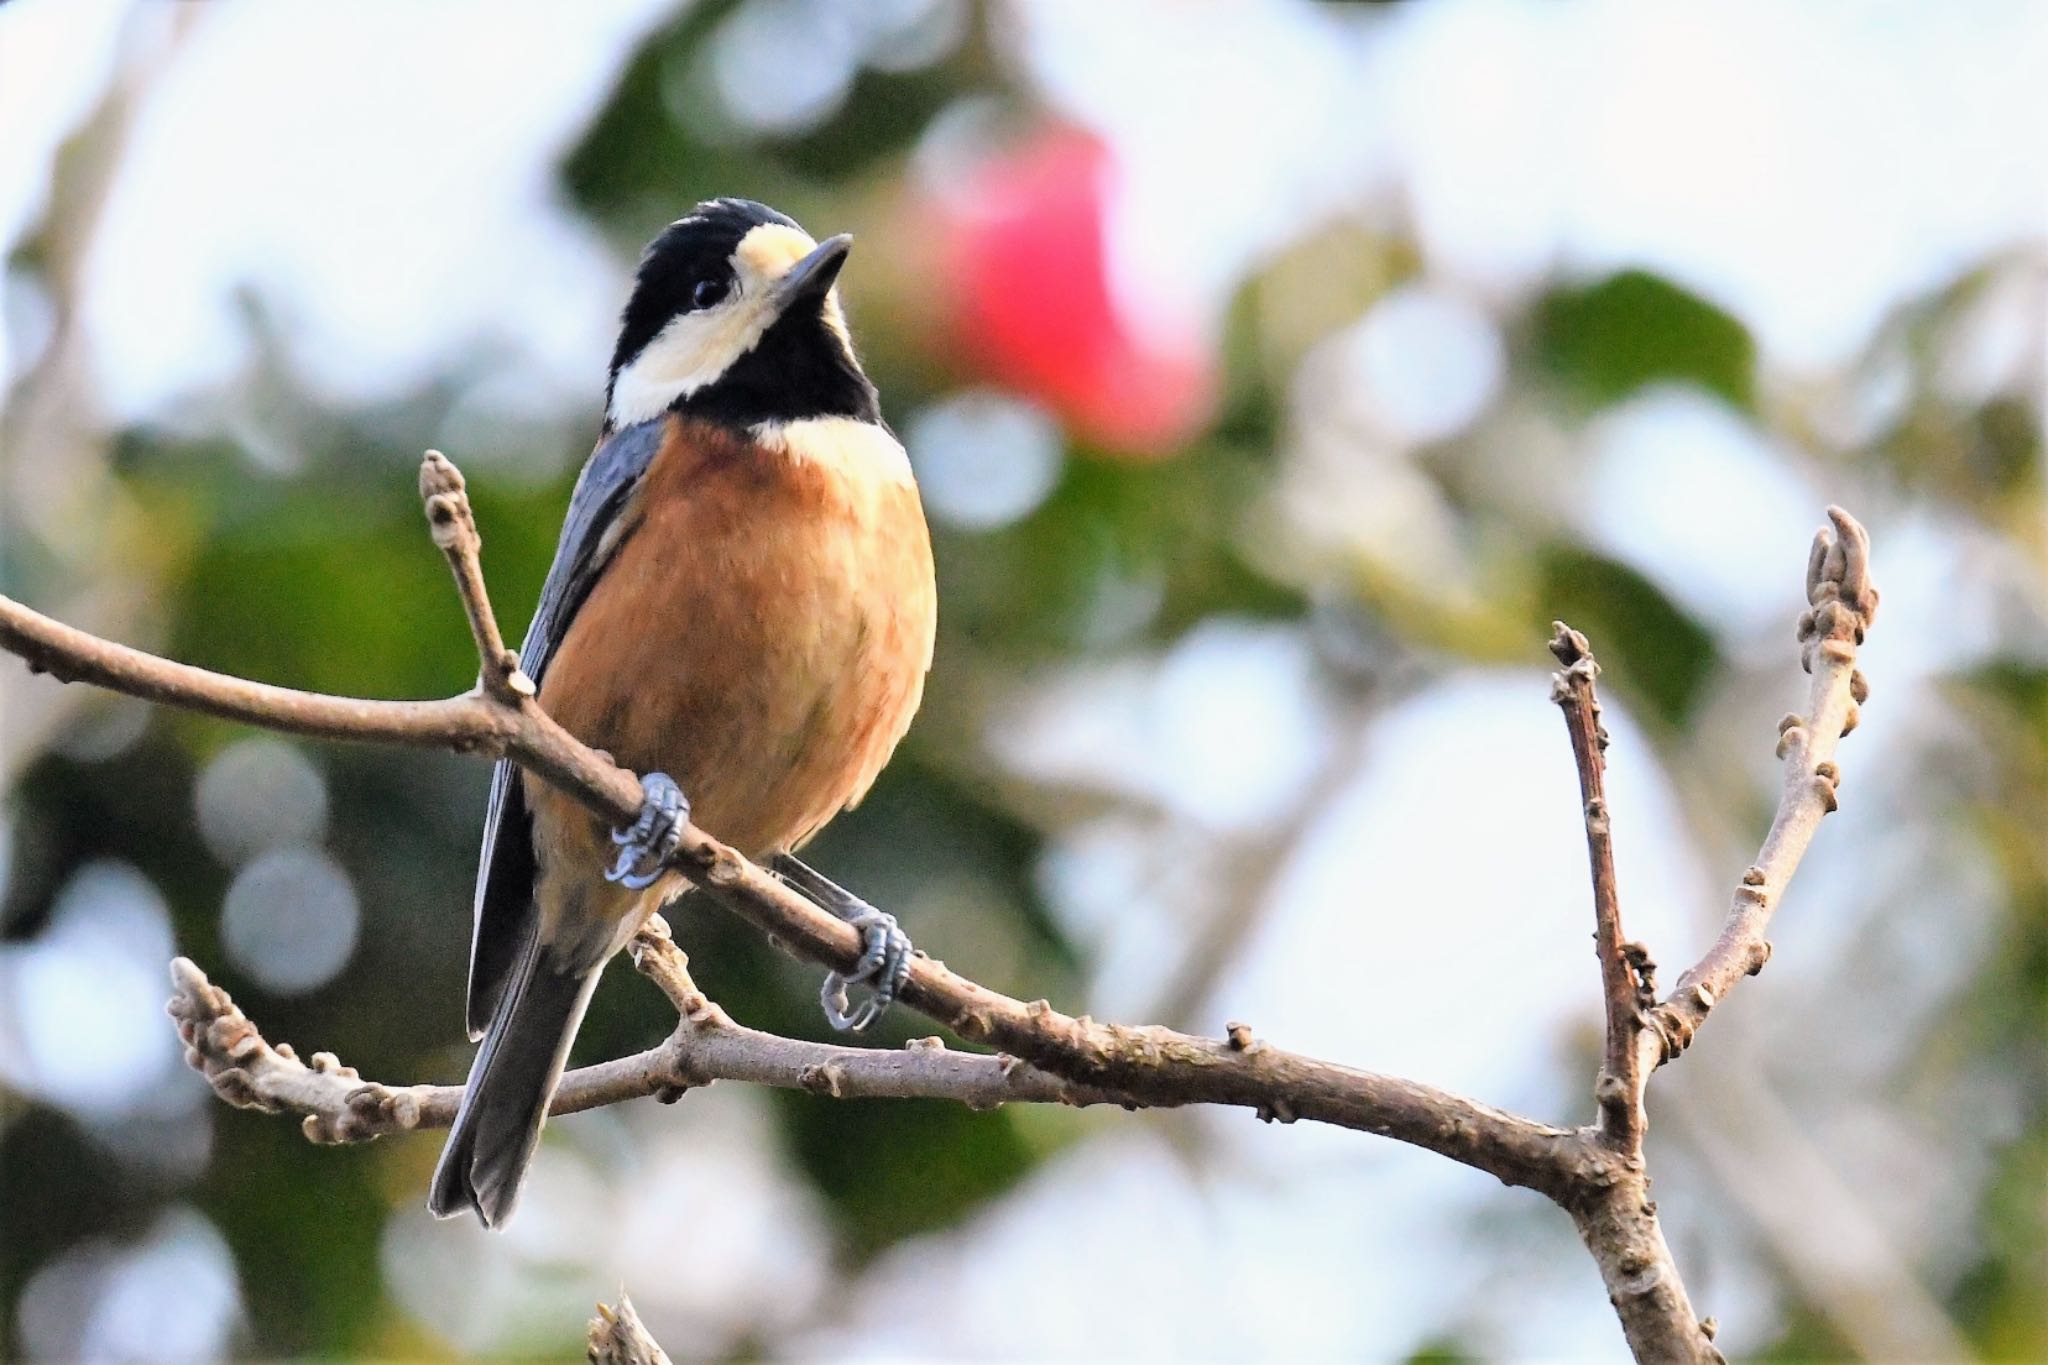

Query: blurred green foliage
[564,1,989,230]
[1533,546,1720,730]
[1533,269,1757,413]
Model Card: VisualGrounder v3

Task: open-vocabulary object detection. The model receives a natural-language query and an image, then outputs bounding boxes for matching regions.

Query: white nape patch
[754,416,916,487]
[607,222,844,428]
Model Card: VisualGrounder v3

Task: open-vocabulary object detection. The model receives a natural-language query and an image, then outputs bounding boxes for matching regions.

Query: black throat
[672,302,880,429]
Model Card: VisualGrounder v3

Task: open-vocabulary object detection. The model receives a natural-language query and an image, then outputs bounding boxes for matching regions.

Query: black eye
[691,277,729,309]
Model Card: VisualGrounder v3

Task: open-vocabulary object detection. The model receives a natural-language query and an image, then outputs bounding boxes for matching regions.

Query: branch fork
[1546,507,1877,1363]
[0,453,1880,1365]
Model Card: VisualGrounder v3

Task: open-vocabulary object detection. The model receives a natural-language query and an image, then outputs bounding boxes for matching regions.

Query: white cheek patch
[608,221,854,428]
[608,302,774,427]
[754,416,915,488]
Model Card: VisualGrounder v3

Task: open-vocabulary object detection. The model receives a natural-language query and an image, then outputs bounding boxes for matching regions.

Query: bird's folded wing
[464,419,667,1038]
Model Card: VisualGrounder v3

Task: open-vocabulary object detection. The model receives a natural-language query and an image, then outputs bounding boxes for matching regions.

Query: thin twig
[1549,623,1651,1148]
[419,451,531,704]
[1645,507,1878,1071]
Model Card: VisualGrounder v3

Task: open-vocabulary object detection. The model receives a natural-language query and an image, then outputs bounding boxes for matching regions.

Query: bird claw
[605,773,689,889]
[772,854,914,1032]
[820,907,914,1032]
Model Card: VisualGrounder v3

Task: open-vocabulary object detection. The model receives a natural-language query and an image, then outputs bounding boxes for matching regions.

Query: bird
[429,198,937,1228]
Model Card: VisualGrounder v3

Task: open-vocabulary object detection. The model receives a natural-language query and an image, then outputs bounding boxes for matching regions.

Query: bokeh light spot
[705,0,860,137]
[906,389,1065,530]
[1,860,182,1119]
[858,0,969,74]
[1344,282,1504,444]
[1582,387,1818,635]
[220,845,359,995]
[195,736,329,867]
[19,1208,242,1364]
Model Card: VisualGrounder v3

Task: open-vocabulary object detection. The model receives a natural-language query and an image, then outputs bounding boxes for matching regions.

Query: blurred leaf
[559,2,747,230]
[1970,397,2043,498]
[561,1,978,236]
[1953,1133,2048,1360]
[1944,662,2048,1356]
[1860,263,2045,519]
[1879,393,2046,521]
[200,1110,393,1356]
[146,442,571,705]
[939,441,1301,655]
[777,1093,1044,1262]
[758,61,977,184]
[1534,545,1720,729]
[1968,660,2048,729]
[1533,269,1756,411]
[1754,1306,1859,1362]
[0,1109,145,1350]
[173,510,475,702]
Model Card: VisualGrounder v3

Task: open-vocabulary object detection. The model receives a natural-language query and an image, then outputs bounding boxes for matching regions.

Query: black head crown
[604,198,878,430]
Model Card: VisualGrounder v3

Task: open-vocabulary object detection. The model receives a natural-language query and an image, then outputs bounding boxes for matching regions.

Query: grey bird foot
[771,854,914,1032]
[606,773,689,889]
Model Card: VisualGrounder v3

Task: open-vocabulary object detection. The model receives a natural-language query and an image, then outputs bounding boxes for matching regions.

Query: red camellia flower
[926,124,1215,458]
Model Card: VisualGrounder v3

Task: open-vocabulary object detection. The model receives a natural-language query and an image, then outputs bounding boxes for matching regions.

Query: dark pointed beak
[775,233,852,308]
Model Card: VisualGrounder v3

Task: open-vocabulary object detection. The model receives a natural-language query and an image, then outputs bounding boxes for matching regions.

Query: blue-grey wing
[464,419,667,1039]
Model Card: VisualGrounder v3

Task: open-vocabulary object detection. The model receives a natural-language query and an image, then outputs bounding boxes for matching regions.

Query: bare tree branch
[0,451,1880,1363]
[0,452,1581,1195]
[167,916,1116,1143]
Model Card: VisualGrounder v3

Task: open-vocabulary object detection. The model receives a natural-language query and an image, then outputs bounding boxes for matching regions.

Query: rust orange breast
[532,417,936,861]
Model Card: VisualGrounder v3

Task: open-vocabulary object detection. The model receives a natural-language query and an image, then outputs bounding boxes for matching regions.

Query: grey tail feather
[429,940,602,1228]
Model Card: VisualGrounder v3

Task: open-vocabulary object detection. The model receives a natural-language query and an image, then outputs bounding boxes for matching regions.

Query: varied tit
[430,198,937,1228]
